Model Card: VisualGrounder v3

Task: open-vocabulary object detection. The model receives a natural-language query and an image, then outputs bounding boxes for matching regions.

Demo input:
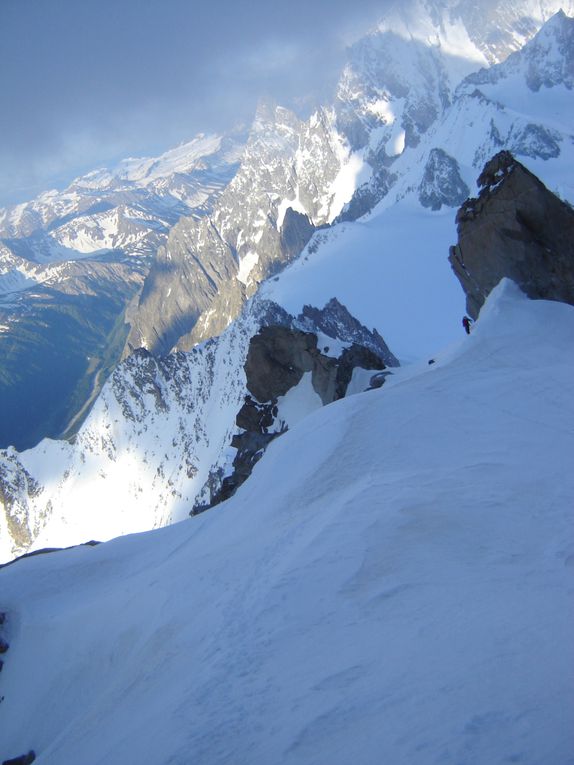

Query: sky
[0,0,386,207]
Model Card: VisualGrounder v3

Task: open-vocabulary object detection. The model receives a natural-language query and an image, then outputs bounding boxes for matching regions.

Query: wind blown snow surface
[1,281,573,764]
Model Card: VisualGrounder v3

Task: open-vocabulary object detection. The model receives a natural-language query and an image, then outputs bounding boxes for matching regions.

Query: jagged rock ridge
[200,302,394,510]
[0,296,396,560]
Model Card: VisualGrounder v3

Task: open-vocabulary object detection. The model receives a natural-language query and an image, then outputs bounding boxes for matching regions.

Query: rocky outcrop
[297,298,399,367]
[197,301,394,511]
[244,327,322,402]
[279,209,317,263]
[449,151,574,318]
[244,326,389,407]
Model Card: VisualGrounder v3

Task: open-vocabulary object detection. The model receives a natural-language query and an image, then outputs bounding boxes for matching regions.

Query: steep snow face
[0,282,572,765]
[261,203,466,362]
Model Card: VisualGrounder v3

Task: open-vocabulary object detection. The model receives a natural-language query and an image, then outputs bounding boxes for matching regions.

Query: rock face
[418,149,470,211]
[449,151,574,318]
[200,302,394,510]
[245,327,321,402]
[123,104,338,356]
[244,325,388,406]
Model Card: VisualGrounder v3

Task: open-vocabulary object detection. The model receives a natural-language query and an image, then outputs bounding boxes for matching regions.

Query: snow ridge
[0,283,572,764]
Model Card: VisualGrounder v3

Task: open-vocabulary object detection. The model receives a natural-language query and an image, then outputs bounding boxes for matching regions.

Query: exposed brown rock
[196,320,389,513]
[244,326,325,403]
[449,150,574,319]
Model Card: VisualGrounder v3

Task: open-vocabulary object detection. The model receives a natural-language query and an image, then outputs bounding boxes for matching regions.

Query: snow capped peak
[248,100,302,149]
[71,134,226,190]
[115,135,224,184]
[518,8,574,89]
[367,0,574,67]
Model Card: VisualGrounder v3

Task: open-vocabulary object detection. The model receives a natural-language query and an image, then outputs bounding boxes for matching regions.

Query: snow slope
[1,281,572,764]
[261,201,465,362]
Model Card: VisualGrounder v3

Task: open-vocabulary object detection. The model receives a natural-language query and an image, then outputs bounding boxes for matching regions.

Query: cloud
[0,0,385,206]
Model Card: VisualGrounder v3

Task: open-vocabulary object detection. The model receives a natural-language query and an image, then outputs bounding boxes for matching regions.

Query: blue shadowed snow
[0,281,573,764]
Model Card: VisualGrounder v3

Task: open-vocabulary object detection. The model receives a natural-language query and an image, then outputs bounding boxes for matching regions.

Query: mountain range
[1,0,573,560]
[2,1,573,455]
[0,2,573,761]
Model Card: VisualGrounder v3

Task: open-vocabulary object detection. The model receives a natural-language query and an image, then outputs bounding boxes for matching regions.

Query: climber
[462,315,473,335]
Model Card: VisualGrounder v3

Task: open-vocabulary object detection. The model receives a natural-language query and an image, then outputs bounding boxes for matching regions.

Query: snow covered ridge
[0,134,241,236]
[0,297,395,562]
[0,282,572,764]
